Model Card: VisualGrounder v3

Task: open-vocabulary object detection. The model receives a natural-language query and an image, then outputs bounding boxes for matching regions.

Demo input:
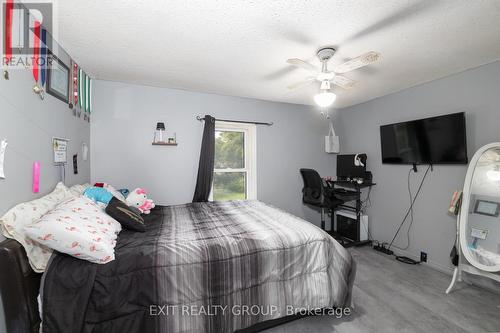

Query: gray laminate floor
[264,246,500,333]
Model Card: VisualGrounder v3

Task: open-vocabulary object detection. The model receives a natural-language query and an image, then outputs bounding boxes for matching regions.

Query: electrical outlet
[420,251,427,263]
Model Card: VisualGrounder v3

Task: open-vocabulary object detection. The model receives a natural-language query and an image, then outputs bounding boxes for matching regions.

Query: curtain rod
[196,116,273,126]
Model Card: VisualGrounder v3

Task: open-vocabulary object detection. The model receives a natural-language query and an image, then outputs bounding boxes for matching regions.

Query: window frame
[210,121,257,201]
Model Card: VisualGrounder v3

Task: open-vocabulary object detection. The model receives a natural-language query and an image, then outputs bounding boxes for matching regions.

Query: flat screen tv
[380,112,468,165]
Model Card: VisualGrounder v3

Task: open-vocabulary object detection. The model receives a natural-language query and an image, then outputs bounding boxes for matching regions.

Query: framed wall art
[46,53,70,103]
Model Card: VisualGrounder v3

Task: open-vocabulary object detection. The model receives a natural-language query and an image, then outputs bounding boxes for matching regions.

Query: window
[211,122,256,201]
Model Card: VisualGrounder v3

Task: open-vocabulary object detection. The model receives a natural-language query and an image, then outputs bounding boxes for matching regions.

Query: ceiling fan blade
[335,52,381,74]
[332,75,356,90]
[344,1,436,43]
[286,58,318,72]
[287,77,315,90]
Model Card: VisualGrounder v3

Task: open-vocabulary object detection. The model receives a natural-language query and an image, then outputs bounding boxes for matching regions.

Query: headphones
[354,154,365,167]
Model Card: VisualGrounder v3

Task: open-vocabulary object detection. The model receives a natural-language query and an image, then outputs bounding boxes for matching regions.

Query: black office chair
[299,168,344,231]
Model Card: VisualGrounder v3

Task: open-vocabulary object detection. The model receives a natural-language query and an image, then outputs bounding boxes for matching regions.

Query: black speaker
[364,171,373,184]
[337,214,357,241]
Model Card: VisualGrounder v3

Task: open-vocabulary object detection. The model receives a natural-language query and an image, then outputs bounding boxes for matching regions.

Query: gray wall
[91,80,336,224]
[0,69,91,217]
[336,60,500,272]
[0,63,90,333]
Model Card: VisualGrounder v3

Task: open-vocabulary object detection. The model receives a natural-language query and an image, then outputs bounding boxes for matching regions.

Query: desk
[329,181,375,248]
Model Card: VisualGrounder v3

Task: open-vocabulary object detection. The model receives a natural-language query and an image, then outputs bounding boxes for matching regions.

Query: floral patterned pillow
[24,196,122,264]
[0,182,75,272]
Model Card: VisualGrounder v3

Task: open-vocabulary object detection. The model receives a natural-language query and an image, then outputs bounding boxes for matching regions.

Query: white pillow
[0,182,74,272]
[104,184,126,202]
[69,183,91,197]
[24,196,122,264]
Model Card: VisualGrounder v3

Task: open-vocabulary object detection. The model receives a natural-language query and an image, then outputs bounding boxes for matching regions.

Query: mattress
[41,200,356,333]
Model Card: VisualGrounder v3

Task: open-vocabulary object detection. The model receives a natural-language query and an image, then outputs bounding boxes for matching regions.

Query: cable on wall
[386,164,432,264]
[388,165,431,250]
[391,167,416,251]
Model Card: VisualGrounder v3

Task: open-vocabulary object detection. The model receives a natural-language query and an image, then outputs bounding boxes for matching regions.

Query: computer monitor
[337,154,367,179]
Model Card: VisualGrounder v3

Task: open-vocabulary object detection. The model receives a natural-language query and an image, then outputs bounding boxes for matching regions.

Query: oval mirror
[460,143,500,272]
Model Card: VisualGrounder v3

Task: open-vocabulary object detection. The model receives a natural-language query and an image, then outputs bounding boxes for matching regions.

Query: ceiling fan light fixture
[317,72,335,81]
[314,90,336,108]
[320,80,331,90]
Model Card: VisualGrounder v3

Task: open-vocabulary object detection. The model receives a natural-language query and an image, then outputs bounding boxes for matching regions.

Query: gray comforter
[41,200,356,333]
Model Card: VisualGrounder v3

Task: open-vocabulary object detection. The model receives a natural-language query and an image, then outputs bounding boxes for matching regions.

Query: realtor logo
[2,1,54,70]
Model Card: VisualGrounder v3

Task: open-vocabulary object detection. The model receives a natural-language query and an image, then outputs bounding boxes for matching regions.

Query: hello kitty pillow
[125,188,155,214]
[24,196,122,264]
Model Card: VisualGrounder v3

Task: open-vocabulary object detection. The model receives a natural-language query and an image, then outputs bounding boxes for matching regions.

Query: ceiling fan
[286,47,381,107]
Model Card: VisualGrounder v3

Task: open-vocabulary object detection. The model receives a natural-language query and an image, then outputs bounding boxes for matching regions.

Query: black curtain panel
[192,115,216,202]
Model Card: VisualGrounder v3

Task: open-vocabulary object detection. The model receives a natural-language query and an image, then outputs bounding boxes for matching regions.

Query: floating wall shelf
[152,142,178,146]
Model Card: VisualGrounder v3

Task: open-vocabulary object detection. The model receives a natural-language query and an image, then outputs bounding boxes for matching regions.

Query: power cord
[373,164,432,264]
[388,164,431,251]
[391,167,416,251]
[404,167,415,250]
[360,186,372,211]
[395,256,420,265]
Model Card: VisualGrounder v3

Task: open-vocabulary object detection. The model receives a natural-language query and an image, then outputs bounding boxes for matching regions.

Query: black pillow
[106,197,145,232]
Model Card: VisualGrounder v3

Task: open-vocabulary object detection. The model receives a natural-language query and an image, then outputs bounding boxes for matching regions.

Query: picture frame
[46,53,70,103]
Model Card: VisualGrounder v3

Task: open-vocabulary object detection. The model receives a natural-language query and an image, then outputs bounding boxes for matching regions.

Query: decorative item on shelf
[152,123,178,146]
[168,132,177,144]
[153,122,166,143]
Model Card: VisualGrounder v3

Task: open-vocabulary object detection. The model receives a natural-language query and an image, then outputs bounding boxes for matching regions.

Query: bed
[1,200,355,333]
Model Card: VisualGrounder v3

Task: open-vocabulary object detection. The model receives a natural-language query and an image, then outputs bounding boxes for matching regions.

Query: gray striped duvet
[42,200,356,333]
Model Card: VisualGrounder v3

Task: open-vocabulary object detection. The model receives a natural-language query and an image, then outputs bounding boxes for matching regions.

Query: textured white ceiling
[55,0,500,109]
